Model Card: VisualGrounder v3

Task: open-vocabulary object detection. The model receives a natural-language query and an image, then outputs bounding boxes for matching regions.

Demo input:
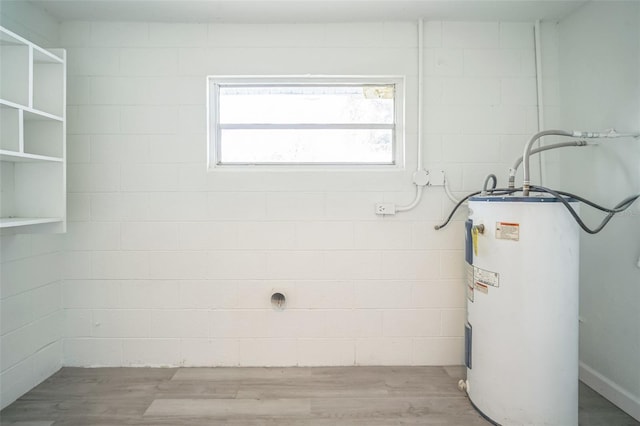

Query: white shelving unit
[0,26,66,233]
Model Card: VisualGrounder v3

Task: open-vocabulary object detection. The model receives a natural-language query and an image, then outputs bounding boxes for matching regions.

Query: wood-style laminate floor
[1,366,638,425]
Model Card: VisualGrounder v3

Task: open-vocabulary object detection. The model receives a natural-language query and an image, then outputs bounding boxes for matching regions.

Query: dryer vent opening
[271,292,286,311]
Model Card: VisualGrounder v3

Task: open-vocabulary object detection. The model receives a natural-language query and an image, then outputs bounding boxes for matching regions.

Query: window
[207,76,404,168]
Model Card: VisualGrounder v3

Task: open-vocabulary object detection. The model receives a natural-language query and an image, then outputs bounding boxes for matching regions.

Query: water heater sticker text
[495,222,520,241]
[474,266,499,288]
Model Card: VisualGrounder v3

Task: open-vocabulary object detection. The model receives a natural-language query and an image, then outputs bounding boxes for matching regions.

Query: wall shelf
[0,99,64,121]
[0,25,66,233]
[0,217,63,228]
[0,150,63,163]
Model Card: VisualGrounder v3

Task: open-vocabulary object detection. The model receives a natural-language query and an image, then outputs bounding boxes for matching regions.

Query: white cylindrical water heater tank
[464,195,580,425]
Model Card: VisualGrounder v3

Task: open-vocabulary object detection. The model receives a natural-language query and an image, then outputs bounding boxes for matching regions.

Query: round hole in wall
[271,292,286,311]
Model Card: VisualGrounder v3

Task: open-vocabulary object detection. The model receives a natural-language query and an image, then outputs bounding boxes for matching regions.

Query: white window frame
[206,75,405,170]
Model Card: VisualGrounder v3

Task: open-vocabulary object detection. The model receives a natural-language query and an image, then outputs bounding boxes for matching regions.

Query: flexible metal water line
[522,129,640,195]
[522,130,572,195]
[508,140,588,189]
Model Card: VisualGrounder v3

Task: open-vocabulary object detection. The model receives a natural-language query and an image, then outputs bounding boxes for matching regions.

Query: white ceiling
[25,0,589,23]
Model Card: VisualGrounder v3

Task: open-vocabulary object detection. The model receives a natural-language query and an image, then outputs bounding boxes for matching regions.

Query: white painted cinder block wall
[60,20,539,368]
[0,3,64,410]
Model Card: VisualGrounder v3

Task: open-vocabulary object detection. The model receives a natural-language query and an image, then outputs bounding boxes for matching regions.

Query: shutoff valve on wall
[375,170,446,216]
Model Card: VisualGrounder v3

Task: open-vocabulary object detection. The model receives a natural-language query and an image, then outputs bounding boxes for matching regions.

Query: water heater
[463,195,580,425]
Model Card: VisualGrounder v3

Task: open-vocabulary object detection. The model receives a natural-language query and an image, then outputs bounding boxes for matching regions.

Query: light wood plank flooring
[1,366,638,425]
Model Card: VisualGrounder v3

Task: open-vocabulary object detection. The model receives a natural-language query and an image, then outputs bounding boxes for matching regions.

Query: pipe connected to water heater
[521,129,640,196]
[508,140,588,189]
[435,128,640,232]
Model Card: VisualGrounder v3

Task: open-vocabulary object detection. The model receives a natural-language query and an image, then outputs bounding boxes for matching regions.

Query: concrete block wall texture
[0,3,64,409]
[60,20,539,368]
[0,233,64,408]
[548,3,640,419]
[3,7,638,420]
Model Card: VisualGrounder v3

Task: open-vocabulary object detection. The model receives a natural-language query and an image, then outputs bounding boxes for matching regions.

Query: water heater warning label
[496,222,520,241]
